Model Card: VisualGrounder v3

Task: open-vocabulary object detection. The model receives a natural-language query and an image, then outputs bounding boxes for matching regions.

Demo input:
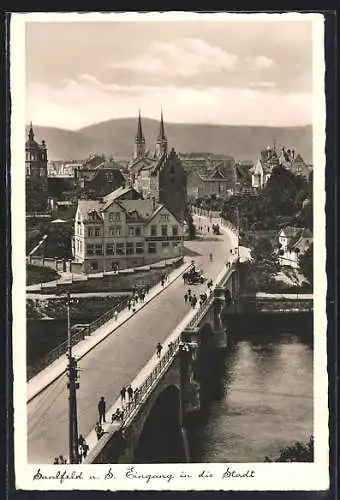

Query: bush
[27,264,61,285]
[265,436,313,462]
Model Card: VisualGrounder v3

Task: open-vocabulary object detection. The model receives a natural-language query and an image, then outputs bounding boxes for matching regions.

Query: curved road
[27,228,233,463]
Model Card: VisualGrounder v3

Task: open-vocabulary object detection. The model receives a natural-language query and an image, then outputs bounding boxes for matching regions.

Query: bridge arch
[133,385,187,463]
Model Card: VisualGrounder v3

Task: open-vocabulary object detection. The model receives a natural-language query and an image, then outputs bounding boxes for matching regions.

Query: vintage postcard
[10,11,329,491]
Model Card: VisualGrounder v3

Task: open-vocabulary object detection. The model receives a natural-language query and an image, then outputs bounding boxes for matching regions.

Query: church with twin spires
[128,110,187,221]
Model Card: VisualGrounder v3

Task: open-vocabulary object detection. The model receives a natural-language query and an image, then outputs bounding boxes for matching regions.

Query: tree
[184,204,196,240]
[265,436,313,462]
[299,243,313,285]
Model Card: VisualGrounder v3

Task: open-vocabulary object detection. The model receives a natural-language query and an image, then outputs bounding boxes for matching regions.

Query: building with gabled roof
[186,162,236,199]
[73,186,183,273]
[278,225,313,269]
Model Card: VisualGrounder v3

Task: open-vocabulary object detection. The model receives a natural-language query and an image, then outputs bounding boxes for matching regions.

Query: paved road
[27,230,233,463]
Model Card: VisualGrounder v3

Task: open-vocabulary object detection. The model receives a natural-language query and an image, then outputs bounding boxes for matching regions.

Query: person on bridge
[120,386,126,403]
[156,342,163,358]
[82,441,89,459]
[210,253,213,262]
[95,421,104,440]
[58,454,67,464]
[184,292,188,304]
[114,310,118,321]
[98,396,106,424]
[127,385,134,402]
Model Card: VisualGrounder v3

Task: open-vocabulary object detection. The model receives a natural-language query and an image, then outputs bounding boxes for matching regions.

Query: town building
[73,186,183,273]
[128,111,187,221]
[250,143,312,190]
[25,123,49,212]
[186,163,236,199]
[235,161,253,193]
[278,226,313,268]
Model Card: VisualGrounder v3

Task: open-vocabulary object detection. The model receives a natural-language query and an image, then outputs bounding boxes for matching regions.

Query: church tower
[134,110,146,159]
[155,110,168,159]
[25,122,48,212]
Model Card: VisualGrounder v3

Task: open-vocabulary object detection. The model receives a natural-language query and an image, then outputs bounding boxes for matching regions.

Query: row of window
[86,241,179,256]
[82,224,179,238]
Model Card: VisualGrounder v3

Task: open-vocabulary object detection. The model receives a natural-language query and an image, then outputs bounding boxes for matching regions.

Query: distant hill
[30,118,313,163]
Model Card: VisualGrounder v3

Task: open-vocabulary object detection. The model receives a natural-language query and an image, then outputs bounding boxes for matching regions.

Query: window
[135,226,141,237]
[88,227,93,237]
[86,244,94,255]
[162,242,170,250]
[106,243,114,255]
[128,226,134,237]
[136,242,144,254]
[160,214,169,222]
[161,225,168,237]
[126,242,134,255]
[95,244,103,255]
[91,261,98,271]
[108,226,121,237]
[172,242,179,248]
[148,242,156,254]
[151,225,157,236]
[94,228,101,237]
[108,212,120,222]
[172,225,178,237]
[116,243,125,255]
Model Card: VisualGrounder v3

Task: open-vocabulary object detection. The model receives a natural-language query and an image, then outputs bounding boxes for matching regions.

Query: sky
[25,14,314,130]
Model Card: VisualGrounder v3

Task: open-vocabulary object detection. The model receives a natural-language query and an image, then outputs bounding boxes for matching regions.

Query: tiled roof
[78,200,103,221]
[118,199,158,221]
[102,186,135,209]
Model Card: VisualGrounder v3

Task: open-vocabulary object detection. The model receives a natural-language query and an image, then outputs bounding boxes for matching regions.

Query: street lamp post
[66,292,80,464]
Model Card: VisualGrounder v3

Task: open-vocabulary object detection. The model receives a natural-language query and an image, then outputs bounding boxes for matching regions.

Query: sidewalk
[27,259,191,403]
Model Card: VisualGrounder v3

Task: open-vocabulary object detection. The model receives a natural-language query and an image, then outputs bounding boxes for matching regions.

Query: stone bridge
[85,262,239,464]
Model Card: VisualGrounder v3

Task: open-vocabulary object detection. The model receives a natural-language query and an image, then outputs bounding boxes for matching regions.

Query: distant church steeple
[155,109,167,158]
[134,109,146,159]
[28,122,35,142]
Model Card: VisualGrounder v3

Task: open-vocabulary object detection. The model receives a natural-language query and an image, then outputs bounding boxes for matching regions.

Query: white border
[11,11,328,491]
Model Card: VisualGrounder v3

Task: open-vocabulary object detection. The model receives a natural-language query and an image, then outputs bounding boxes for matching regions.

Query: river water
[188,323,313,463]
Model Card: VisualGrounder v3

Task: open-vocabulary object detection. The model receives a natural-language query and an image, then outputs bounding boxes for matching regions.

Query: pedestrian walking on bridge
[184,292,188,304]
[95,421,104,440]
[156,342,163,358]
[127,385,134,402]
[98,396,106,424]
[120,386,126,403]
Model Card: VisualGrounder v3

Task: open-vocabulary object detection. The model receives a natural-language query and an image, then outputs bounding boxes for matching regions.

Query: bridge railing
[27,274,174,381]
[119,337,182,426]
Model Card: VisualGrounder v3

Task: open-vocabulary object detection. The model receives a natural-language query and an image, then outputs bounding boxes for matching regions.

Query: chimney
[152,196,156,212]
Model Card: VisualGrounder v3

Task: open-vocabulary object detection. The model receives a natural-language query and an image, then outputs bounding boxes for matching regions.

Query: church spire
[155,108,167,158]
[28,122,34,141]
[134,109,145,159]
[157,108,166,142]
[136,109,144,142]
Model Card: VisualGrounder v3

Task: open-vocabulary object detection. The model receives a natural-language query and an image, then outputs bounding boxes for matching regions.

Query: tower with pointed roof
[25,122,48,211]
[155,110,168,159]
[134,110,146,160]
